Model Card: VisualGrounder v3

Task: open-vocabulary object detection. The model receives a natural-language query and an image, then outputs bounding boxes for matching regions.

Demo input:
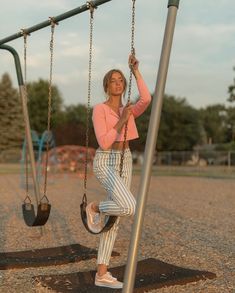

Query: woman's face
[107,72,125,96]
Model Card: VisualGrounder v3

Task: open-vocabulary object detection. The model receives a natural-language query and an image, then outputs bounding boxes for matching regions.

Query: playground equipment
[38,130,57,176]
[21,19,57,227]
[0,0,112,227]
[20,130,56,188]
[20,130,40,188]
[0,0,180,291]
[48,145,95,176]
[123,1,180,292]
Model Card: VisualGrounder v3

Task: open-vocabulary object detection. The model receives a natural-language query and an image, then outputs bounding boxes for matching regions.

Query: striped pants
[93,148,136,265]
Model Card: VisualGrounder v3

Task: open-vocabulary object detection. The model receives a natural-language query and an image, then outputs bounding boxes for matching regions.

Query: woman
[86,54,151,289]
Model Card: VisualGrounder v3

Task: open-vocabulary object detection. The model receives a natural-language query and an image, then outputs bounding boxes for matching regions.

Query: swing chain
[43,18,57,197]
[127,0,136,100]
[21,29,30,199]
[84,3,95,194]
[130,0,136,57]
[119,0,136,177]
[21,29,28,88]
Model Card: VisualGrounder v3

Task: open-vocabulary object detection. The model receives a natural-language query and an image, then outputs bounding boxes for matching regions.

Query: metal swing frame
[0,0,112,227]
[0,0,180,291]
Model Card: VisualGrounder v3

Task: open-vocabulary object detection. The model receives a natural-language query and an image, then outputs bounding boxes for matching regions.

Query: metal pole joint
[168,0,180,8]
[0,44,24,85]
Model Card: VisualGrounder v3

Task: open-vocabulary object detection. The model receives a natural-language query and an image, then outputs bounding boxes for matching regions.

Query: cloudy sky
[0,0,235,109]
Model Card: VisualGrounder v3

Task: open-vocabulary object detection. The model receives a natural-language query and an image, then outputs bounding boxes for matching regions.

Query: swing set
[0,0,113,228]
[0,0,180,291]
[0,0,137,232]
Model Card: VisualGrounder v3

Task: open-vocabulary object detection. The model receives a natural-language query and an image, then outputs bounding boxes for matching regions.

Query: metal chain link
[21,29,30,201]
[84,2,95,193]
[22,31,28,88]
[119,0,136,177]
[42,18,57,201]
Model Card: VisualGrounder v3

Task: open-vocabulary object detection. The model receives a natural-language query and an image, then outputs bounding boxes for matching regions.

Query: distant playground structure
[20,130,55,185]
[46,144,95,176]
[21,131,95,183]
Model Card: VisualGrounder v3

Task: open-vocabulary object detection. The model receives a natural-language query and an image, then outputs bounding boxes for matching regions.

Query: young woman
[86,54,151,289]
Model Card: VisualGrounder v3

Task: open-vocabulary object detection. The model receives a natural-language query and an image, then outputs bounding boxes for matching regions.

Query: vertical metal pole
[122,1,180,292]
[0,45,41,205]
[19,85,40,205]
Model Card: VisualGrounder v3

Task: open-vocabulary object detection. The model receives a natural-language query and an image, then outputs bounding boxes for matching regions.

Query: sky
[0,0,235,109]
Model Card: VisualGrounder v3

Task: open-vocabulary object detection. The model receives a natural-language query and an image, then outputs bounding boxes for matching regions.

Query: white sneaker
[86,202,102,233]
[95,272,123,289]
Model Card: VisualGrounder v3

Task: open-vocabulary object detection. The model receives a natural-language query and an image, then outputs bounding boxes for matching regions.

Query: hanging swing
[21,18,57,227]
[80,0,136,234]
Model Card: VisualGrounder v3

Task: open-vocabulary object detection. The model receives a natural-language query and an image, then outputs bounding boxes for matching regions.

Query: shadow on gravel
[34,258,216,292]
[0,243,119,269]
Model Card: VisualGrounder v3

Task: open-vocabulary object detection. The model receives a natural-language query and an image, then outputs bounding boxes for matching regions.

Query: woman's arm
[129,55,152,118]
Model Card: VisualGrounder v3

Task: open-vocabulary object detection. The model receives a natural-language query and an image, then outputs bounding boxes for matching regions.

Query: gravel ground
[0,172,234,293]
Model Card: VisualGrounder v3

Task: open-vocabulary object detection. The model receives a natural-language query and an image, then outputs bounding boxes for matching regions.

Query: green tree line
[0,72,235,153]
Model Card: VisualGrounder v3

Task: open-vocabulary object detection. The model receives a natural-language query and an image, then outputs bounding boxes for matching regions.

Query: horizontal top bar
[0,0,112,45]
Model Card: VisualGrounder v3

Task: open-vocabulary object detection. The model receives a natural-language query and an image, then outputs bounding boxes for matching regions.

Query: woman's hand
[128,54,142,80]
[121,102,133,123]
[114,102,133,133]
[128,54,139,72]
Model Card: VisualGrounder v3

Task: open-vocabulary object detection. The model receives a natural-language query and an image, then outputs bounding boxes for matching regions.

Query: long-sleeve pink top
[92,77,151,150]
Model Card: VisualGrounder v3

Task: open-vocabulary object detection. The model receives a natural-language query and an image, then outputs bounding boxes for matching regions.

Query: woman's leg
[93,149,135,268]
[97,217,120,267]
[94,150,135,217]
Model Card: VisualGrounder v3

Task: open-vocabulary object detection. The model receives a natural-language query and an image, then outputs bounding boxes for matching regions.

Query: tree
[226,106,235,142]
[130,98,151,151]
[26,79,64,134]
[199,104,228,144]
[132,95,202,151]
[64,104,87,126]
[228,66,235,103]
[0,73,24,152]
[227,67,235,142]
[158,96,201,151]
[53,104,98,148]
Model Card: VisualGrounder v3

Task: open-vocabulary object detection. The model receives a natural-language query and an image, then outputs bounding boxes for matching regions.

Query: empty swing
[80,0,136,234]
[21,18,57,227]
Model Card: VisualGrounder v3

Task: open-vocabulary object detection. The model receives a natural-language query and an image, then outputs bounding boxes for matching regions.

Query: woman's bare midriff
[109,141,129,150]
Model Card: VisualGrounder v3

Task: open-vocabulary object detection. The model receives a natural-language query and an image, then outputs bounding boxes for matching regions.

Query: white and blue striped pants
[93,148,136,265]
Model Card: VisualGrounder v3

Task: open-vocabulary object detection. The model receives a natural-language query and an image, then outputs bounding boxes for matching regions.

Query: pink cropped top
[92,77,151,150]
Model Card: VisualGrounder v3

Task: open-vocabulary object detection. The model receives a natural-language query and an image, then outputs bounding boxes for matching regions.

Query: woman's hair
[103,69,127,96]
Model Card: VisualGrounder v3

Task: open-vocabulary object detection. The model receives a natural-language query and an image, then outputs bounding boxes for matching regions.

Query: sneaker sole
[95,282,123,289]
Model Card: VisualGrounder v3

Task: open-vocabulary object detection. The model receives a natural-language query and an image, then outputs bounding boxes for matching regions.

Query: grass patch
[1,164,235,179]
[133,166,235,179]
[0,164,21,174]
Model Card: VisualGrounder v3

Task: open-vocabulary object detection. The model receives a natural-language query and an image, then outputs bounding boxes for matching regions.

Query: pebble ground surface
[0,169,234,293]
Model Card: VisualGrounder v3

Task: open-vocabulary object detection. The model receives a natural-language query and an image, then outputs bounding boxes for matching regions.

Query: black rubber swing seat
[80,194,117,234]
[22,202,51,227]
